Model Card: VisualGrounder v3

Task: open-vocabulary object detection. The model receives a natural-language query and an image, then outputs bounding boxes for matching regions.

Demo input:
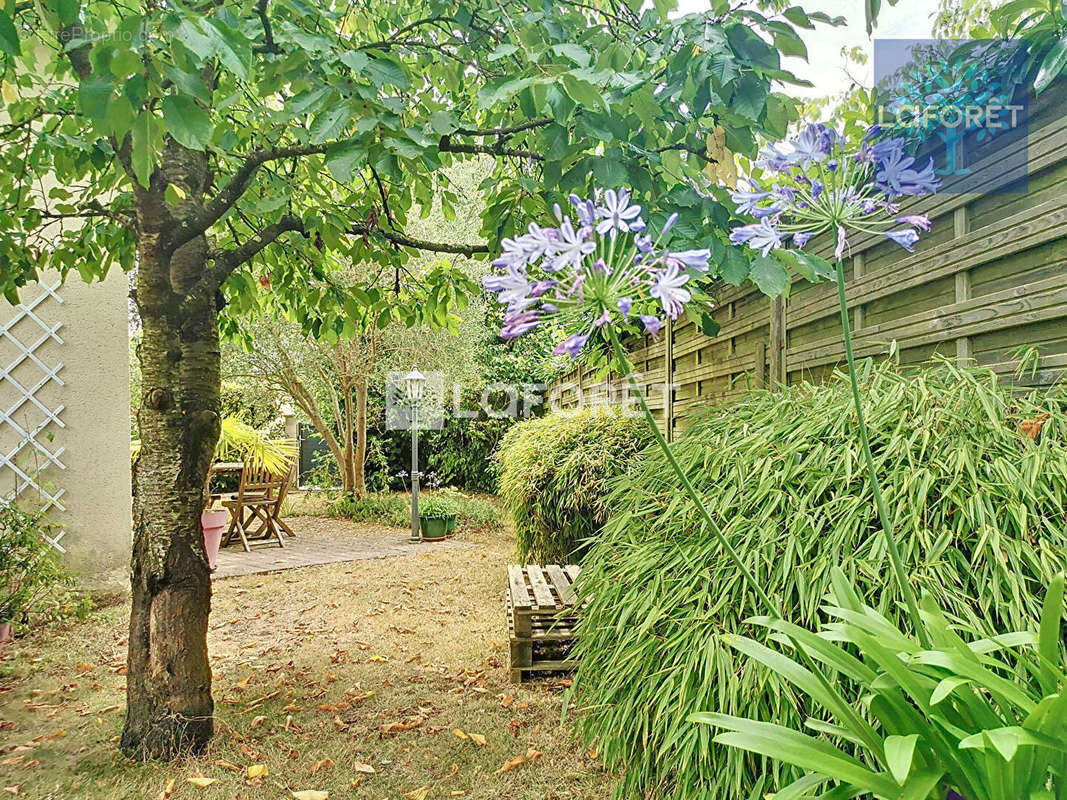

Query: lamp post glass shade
[404,366,427,403]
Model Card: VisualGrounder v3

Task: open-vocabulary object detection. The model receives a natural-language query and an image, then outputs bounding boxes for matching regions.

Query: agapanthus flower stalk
[727,123,939,645]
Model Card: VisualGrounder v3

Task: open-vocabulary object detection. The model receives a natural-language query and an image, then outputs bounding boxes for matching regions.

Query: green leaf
[376,307,391,329]
[364,55,410,89]
[562,74,606,111]
[310,105,351,144]
[488,43,518,61]
[0,10,21,55]
[930,676,969,705]
[694,714,901,797]
[204,17,252,80]
[78,74,113,120]
[1035,35,1067,93]
[1038,573,1064,669]
[325,141,367,182]
[749,254,789,297]
[783,7,814,28]
[884,734,917,785]
[130,111,159,188]
[161,95,213,150]
[718,246,749,285]
[773,30,808,60]
[429,111,461,135]
[551,43,591,67]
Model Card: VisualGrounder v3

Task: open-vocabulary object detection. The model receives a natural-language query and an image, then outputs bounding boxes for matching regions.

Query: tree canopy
[0,0,833,324]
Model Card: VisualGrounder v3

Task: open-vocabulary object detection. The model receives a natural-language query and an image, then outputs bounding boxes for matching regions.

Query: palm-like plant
[693,571,1067,800]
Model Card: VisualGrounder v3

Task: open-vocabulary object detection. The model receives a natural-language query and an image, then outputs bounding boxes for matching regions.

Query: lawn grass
[0,518,608,800]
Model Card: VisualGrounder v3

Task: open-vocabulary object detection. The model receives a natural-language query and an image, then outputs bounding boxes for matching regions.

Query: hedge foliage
[496,406,652,563]
[571,359,1067,800]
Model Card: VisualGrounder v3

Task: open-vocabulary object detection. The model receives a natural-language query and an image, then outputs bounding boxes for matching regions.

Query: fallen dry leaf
[495,756,526,775]
[452,729,468,740]
[402,788,428,800]
[186,776,217,788]
[247,764,268,778]
[291,792,328,800]
[158,777,176,799]
[3,788,17,796]
[309,758,334,773]
[468,733,487,747]
[352,762,375,774]
[249,715,268,730]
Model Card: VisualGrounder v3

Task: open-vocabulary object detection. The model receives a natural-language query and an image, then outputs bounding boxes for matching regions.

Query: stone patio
[212,516,466,578]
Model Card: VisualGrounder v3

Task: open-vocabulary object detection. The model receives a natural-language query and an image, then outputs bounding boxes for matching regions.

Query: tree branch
[455,118,554,137]
[439,135,544,161]
[349,222,488,256]
[253,0,282,54]
[184,215,306,312]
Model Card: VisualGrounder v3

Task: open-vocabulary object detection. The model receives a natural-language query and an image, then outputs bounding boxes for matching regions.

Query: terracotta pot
[201,510,230,570]
[0,622,12,654]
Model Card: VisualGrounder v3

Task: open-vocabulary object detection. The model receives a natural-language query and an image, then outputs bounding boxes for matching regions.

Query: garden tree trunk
[122,142,219,759]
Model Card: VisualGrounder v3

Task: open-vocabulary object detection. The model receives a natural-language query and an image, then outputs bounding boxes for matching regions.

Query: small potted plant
[0,505,67,653]
[418,494,458,542]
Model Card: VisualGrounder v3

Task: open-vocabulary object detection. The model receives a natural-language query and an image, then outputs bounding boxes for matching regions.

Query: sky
[674,0,938,99]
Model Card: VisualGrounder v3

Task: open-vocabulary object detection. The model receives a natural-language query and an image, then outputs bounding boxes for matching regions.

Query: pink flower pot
[0,622,12,654]
[201,510,230,570]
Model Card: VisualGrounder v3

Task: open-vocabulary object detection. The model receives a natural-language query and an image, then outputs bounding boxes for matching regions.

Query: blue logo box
[872,38,1031,194]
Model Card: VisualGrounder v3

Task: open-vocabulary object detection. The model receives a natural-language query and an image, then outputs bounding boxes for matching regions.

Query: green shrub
[1,505,70,627]
[497,406,652,563]
[330,489,502,531]
[330,493,410,528]
[571,359,1067,800]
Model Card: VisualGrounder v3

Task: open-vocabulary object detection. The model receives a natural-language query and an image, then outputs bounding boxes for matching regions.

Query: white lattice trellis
[1,281,67,552]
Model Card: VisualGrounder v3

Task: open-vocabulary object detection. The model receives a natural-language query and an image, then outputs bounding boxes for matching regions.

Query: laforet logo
[873,39,1031,193]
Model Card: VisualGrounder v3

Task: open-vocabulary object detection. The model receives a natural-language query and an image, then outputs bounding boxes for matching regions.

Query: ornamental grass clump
[570,360,1067,800]
[496,407,651,563]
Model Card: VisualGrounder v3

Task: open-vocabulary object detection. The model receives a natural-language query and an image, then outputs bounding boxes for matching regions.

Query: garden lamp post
[404,366,426,544]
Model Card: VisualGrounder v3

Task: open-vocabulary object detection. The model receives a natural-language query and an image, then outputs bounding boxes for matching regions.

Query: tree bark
[122,143,219,759]
[353,373,368,499]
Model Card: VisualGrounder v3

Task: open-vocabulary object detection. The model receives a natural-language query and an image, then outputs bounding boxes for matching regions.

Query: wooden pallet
[506,564,581,683]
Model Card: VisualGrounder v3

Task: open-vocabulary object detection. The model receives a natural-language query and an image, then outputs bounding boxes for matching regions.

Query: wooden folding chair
[221,459,288,552]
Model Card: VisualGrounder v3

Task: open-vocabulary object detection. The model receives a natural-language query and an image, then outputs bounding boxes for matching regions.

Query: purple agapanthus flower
[665,249,711,272]
[554,332,589,358]
[640,315,662,336]
[875,148,938,198]
[483,187,718,361]
[730,219,784,257]
[896,214,931,231]
[596,188,644,237]
[650,263,691,319]
[552,219,596,270]
[500,310,539,339]
[729,188,772,215]
[483,265,531,310]
[726,123,939,270]
[885,228,920,251]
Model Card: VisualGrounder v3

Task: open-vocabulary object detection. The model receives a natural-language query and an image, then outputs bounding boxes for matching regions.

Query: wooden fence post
[953,206,973,365]
[753,342,766,390]
[768,295,785,390]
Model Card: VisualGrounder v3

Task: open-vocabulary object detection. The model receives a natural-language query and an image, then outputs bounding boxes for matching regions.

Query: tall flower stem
[833,259,928,645]
[606,326,777,615]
